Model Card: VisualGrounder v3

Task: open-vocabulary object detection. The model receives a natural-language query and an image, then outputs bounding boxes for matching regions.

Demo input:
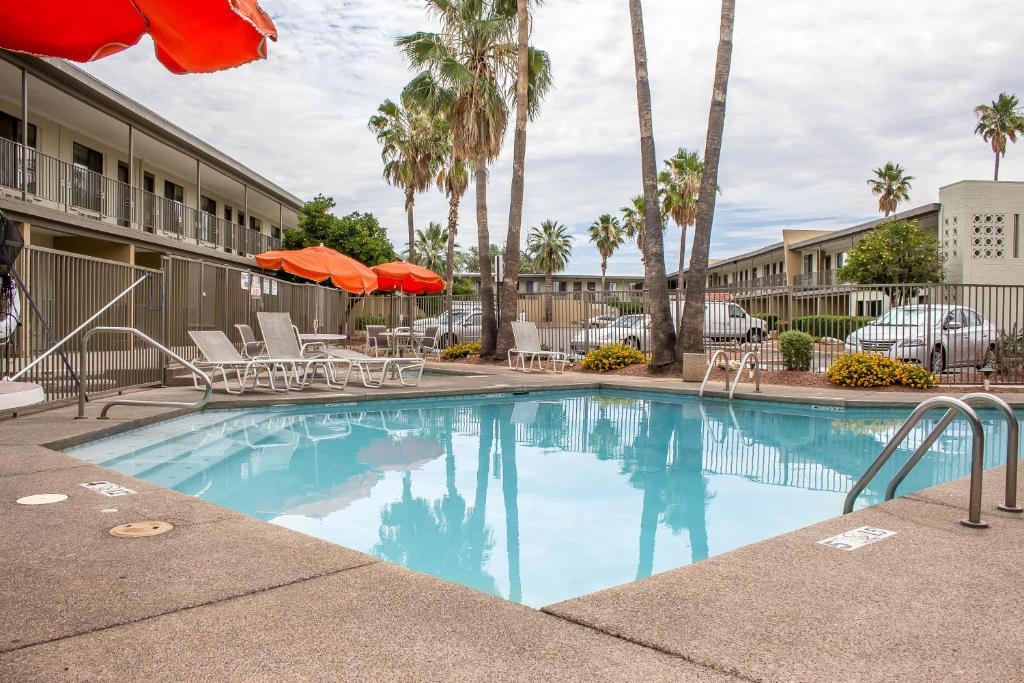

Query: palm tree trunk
[676,224,687,335]
[406,188,416,264]
[628,0,676,372]
[601,257,607,292]
[544,270,554,322]
[994,152,1000,182]
[499,405,522,603]
[679,0,735,355]
[496,0,531,359]
[475,155,497,357]
[446,195,459,345]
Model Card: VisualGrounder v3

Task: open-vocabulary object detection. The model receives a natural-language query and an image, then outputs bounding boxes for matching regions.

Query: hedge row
[790,315,874,340]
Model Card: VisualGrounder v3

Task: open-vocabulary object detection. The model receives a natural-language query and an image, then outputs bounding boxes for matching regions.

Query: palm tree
[868,162,913,217]
[680,0,735,357]
[497,0,554,359]
[527,220,573,322]
[627,0,675,371]
[659,148,703,279]
[588,214,624,291]
[368,97,445,264]
[411,222,450,276]
[437,151,470,341]
[620,195,648,263]
[399,1,551,358]
[974,92,1024,181]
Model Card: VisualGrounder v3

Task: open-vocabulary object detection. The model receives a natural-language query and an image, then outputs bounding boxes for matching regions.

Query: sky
[80,0,1024,276]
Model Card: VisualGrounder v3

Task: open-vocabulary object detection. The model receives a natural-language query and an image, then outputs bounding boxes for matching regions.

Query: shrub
[995,324,1024,374]
[580,344,646,373]
[607,298,645,315]
[441,341,482,360]
[355,315,386,331]
[827,352,938,389]
[753,313,780,331]
[780,330,814,371]
[791,315,874,340]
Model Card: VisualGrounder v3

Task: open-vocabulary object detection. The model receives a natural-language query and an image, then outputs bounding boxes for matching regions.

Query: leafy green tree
[283,195,396,266]
[837,220,945,294]
[452,278,477,296]
[588,214,624,291]
[867,162,913,217]
[974,92,1024,181]
[526,219,573,321]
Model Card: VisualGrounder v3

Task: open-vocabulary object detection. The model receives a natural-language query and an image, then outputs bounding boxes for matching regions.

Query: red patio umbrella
[255,245,378,295]
[0,0,278,74]
[372,262,446,295]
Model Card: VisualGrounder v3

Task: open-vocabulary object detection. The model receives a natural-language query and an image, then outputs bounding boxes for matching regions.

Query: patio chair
[256,312,353,390]
[189,330,282,394]
[417,325,441,357]
[508,321,570,373]
[365,324,387,356]
[330,348,425,388]
[235,323,266,359]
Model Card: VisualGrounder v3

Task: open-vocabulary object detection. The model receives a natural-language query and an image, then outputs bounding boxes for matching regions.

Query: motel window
[0,112,37,148]
[837,252,846,268]
[857,300,883,317]
[587,282,596,292]
[803,254,814,273]
[823,254,832,270]
[573,281,582,292]
[271,225,281,239]
[163,180,183,203]
[223,205,233,222]
[250,216,262,233]
[200,196,216,215]
[604,282,615,291]
[771,263,777,275]
[237,211,245,226]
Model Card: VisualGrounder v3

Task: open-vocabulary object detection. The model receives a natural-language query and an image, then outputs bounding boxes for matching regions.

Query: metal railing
[0,138,281,256]
[78,326,211,419]
[843,396,988,527]
[699,350,731,398]
[729,352,761,400]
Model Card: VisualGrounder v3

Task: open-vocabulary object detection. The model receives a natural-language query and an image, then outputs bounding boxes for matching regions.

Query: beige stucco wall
[939,181,1024,285]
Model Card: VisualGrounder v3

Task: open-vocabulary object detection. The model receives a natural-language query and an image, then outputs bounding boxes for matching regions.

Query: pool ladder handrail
[699,350,761,400]
[843,394,1022,528]
[77,326,212,420]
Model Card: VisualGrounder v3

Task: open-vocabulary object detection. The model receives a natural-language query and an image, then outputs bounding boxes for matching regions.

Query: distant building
[0,52,302,269]
[457,272,645,294]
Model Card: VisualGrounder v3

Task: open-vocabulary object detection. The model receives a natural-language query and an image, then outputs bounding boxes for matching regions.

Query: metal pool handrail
[884,393,1021,513]
[699,350,730,398]
[843,396,988,528]
[78,326,212,419]
[728,352,761,401]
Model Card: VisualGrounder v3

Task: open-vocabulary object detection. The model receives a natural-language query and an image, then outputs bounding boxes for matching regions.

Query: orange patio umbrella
[255,245,378,295]
[0,0,277,74]
[372,262,446,295]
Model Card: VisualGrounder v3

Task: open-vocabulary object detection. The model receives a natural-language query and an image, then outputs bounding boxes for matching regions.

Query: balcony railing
[711,272,788,290]
[793,269,844,287]
[0,138,281,257]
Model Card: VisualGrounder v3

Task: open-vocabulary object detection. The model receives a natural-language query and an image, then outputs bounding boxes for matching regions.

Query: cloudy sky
[81,0,1024,275]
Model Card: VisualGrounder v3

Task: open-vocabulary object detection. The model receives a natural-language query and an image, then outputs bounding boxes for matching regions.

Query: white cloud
[80,0,1024,275]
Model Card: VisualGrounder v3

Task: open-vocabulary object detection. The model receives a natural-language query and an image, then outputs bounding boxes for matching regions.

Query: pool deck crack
[541,608,762,682]
[0,559,381,656]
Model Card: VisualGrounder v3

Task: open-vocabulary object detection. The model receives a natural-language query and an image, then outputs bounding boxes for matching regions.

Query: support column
[20,67,28,201]
[195,159,202,244]
[127,124,135,228]
[242,184,249,255]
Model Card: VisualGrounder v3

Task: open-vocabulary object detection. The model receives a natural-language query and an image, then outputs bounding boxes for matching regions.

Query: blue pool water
[67,390,1014,607]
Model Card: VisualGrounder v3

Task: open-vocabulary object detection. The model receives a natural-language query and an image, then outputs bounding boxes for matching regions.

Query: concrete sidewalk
[1,367,1022,680]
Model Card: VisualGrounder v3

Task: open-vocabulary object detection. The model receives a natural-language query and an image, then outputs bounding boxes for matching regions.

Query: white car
[570,302,767,353]
[580,314,618,329]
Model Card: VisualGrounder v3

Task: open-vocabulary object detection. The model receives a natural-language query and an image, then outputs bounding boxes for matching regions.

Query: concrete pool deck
[1,367,1022,680]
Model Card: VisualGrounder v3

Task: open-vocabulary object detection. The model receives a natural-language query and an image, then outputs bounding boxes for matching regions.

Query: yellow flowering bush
[827,352,938,389]
[580,344,647,373]
[441,341,482,360]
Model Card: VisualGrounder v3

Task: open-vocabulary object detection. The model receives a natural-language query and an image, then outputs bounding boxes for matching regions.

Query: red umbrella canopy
[0,0,278,74]
[255,245,378,295]
[372,262,446,295]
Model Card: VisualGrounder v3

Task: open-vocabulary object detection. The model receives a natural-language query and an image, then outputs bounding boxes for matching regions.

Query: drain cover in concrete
[110,521,174,538]
[16,494,68,505]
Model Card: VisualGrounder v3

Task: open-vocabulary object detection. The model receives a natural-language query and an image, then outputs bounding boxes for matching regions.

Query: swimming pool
[67,390,1013,607]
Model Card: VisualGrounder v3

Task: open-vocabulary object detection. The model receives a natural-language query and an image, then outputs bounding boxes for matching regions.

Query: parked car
[412,307,481,343]
[570,303,767,353]
[843,305,998,373]
[420,309,484,347]
[580,314,618,329]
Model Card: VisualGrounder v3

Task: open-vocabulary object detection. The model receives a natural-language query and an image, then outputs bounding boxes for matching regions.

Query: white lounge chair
[234,324,266,359]
[257,312,353,390]
[508,321,570,373]
[189,330,282,394]
[330,348,425,388]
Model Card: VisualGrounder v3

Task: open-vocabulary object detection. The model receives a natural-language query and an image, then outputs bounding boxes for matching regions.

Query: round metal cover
[109,521,174,538]
[16,493,68,505]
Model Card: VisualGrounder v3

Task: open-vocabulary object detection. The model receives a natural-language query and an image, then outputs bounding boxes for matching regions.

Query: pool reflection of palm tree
[372,405,501,597]
[497,403,522,603]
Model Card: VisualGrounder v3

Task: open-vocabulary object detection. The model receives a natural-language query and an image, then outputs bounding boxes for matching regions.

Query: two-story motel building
[0,51,301,270]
